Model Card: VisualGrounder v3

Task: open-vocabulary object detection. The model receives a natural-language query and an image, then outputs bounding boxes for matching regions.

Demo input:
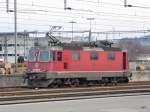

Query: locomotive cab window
[108,52,115,60]
[28,48,36,62]
[90,52,99,60]
[72,52,80,60]
[39,50,50,62]
[57,52,62,61]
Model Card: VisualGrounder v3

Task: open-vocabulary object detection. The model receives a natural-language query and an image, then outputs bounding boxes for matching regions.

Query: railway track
[0,88,150,105]
[0,81,149,102]
[0,84,150,96]
[0,81,149,93]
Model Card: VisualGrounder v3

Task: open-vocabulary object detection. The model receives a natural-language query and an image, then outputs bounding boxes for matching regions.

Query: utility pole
[4,36,8,63]
[24,30,27,58]
[87,18,95,43]
[6,0,9,12]
[124,0,132,7]
[112,27,115,40]
[14,0,17,72]
[124,0,127,7]
[6,0,17,71]
[106,33,108,40]
[64,0,72,10]
[26,33,29,57]
[64,0,67,9]
[69,21,76,41]
[5,0,9,63]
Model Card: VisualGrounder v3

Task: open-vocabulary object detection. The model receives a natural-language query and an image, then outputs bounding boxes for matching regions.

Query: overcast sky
[1,0,150,38]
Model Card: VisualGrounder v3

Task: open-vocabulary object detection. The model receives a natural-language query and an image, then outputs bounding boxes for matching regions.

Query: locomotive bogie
[27,71,130,88]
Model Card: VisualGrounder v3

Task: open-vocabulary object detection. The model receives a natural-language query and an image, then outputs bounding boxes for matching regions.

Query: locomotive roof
[61,45,121,51]
[59,41,121,51]
[34,40,122,51]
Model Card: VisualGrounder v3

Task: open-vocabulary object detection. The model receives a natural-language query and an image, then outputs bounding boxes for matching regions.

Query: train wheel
[111,77,117,86]
[70,79,80,87]
[102,77,109,86]
[124,77,129,83]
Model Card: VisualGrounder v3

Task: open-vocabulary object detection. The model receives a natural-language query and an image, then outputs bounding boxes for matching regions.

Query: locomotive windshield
[28,47,55,62]
[39,50,50,62]
[28,48,36,62]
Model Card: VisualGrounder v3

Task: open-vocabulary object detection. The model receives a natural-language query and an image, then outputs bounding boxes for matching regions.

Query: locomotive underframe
[27,71,131,88]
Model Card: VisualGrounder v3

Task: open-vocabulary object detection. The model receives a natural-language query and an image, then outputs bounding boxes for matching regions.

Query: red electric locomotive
[26,39,131,88]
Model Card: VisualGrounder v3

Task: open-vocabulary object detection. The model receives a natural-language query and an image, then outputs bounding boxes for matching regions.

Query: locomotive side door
[56,51,63,71]
[123,52,127,70]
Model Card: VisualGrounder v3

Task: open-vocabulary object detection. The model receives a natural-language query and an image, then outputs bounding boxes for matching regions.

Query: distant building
[136,54,150,61]
[0,32,47,63]
[136,54,150,70]
[130,54,150,71]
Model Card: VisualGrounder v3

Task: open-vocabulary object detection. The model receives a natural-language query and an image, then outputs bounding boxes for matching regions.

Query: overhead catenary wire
[3,0,150,17]
[0,13,150,32]
[0,18,144,29]
[0,11,150,30]
[1,2,150,27]
[74,0,150,10]
[2,1,150,20]
[0,12,150,31]
[1,1,150,33]
[1,6,150,25]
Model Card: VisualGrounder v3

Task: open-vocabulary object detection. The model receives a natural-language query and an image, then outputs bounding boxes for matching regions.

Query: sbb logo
[34,63,39,68]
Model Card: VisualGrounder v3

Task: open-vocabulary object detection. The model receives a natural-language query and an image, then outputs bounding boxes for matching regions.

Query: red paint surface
[28,49,129,73]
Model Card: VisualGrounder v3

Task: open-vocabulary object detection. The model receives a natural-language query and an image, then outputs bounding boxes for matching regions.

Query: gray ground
[0,94,150,112]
